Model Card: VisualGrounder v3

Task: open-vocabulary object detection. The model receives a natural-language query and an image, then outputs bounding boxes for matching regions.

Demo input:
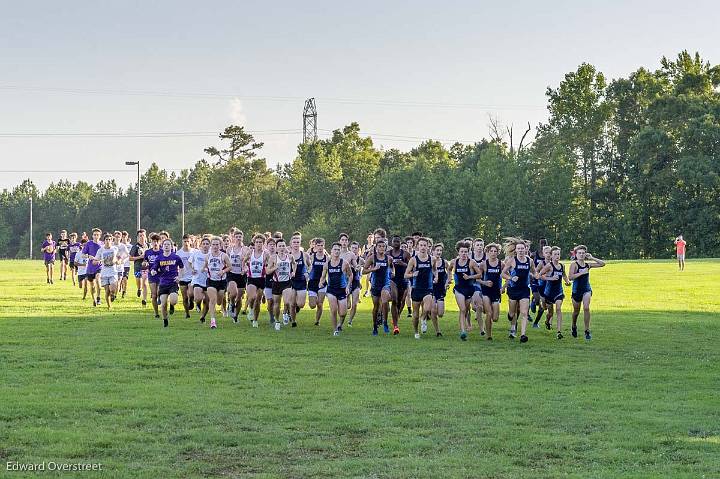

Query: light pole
[29,196,33,259]
[125,161,140,231]
[181,190,185,237]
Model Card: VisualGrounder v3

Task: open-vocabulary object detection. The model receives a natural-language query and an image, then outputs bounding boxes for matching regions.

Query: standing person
[143,233,163,319]
[430,243,448,337]
[501,237,539,343]
[307,238,328,327]
[150,238,184,328]
[674,235,687,271]
[267,238,296,330]
[287,232,310,328]
[539,247,571,339]
[204,236,231,329]
[190,237,211,323]
[478,243,503,340]
[226,230,248,322]
[346,241,363,327]
[41,233,56,284]
[68,232,81,286]
[363,238,393,336]
[388,235,410,335]
[93,234,120,309]
[56,230,70,281]
[404,237,437,340]
[568,245,605,340]
[319,242,353,336]
[244,233,268,328]
[82,228,103,306]
[176,234,196,319]
[447,240,481,341]
[129,230,149,306]
[74,239,89,299]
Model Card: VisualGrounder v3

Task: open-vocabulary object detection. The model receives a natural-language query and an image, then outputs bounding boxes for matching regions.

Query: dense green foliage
[1,259,719,478]
[2,51,719,258]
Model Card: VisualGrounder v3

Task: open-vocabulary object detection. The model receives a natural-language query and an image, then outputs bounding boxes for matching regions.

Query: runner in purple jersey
[82,228,103,306]
[41,233,56,284]
[143,233,162,319]
[68,232,81,286]
[150,238,183,328]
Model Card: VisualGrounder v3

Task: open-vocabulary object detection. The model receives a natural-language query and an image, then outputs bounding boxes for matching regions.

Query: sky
[0,0,717,190]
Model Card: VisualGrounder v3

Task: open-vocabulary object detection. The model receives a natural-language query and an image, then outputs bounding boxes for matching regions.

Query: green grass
[0,259,719,478]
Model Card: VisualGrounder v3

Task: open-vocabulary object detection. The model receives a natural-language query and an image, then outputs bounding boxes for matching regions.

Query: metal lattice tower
[303,98,317,143]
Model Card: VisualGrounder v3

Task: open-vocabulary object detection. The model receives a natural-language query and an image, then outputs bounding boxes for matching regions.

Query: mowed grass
[0,259,719,479]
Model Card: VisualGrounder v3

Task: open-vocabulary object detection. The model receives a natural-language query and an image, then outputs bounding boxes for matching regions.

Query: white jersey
[123,242,131,268]
[207,252,227,281]
[190,250,208,286]
[228,246,245,274]
[95,246,118,278]
[75,251,88,275]
[274,253,292,282]
[176,247,195,282]
[248,250,265,279]
[115,242,129,273]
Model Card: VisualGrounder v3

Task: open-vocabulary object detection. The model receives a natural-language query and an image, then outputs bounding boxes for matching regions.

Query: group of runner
[40,227,607,342]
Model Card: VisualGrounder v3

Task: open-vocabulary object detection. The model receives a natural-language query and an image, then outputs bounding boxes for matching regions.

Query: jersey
[207,252,227,281]
[308,251,327,281]
[190,250,209,286]
[327,258,347,290]
[228,246,245,275]
[274,254,293,282]
[412,254,434,291]
[370,253,391,290]
[247,250,265,279]
[572,261,591,296]
[176,248,195,282]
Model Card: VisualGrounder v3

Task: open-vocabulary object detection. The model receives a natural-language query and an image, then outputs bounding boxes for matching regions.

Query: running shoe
[486,336,492,341]
[142,299,147,307]
[571,326,578,338]
[155,314,160,319]
[96,297,101,305]
[383,321,389,334]
[274,321,281,331]
[169,304,175,315]
[248,308,255,321]
[585,330,592,341]
[393,327,400,335]
[232,315,239,324]
[291,321,297,328]
[372,328,378,336]
[314,320,320,326]
[557,331,563,340]
[520,334,528,343]
[421,320,428,334]
[347,320,353,327]
[200,316,206,323]
[282,313,290,325]
[136,287,141,297]
[460,331,468,341]
[210,318,216,329]
[414,333,421,339]
[436,332,443,337]
[163,318,168,328]
[509,330,516,339]
[252,320,258,328]
[480,331,486,336]
[333,330,340,336]
[185,312,190,319]
[364,290,370,298]
[532,322,540,329]
[406,308,412,318]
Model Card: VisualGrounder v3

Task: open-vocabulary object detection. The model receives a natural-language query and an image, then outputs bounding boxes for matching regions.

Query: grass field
[1,259,719,478]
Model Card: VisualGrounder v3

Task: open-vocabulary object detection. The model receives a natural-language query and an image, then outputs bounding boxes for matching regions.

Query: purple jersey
[151,252,183,286]
[41,240,56,261]
[82,241,102,274]
[144,248,162,283]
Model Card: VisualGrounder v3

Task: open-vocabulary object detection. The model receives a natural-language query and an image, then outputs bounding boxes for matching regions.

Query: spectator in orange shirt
[674,235,687,271]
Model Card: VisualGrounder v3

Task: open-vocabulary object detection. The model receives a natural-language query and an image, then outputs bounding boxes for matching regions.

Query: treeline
[1,51,719,259]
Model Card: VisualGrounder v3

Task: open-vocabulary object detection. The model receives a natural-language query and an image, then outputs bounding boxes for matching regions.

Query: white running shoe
[248,308,255,321]
[274,321,281,331]
[282,312,290,325]
[333,330,340,336]
[414,333,421,339]
[252,320,258,328]
[210,318,217,329]
[421,319,428,333]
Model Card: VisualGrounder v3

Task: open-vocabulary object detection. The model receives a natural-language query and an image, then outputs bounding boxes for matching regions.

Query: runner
[307,238,328,327]
[568,245,605,340]
[404,236,415,318]
[226,230,247,322]
[501,237,539,343]
[363,238,393,336]
[74,238,89,299]
[263,237,277,325]
[404,237,437,340]
[57,230,70,281]
[447,240,481,340]
[346,241,363,327]
[319,242,353,336]
[532,245,552,328]
[267,238,296,330]
[470,238,486,334]
[287,232,309,328]
[204,236,231,329]
[244,233,267,328]
[478,243,503,340]
[150,238,184,327]
[430,243,448,337]
[538,246,571,339]
[190,237,211,323]
[68,232,81,286]
[143,233,163,319]
[113,231,130,299]
[41,232,56,284]
[338,234,359,329]
[176,234,196,319]
[387,235,410,335]
[82,228,103,306]
[93,233,120,309]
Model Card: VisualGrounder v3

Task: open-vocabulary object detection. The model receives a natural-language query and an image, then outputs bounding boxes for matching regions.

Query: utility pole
[125,161,141,231]
[303,98,317,144]
[29,196,33,259]
[181,190,185,237]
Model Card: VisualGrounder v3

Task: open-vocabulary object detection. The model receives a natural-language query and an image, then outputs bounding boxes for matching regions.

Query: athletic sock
[535,309,544,323]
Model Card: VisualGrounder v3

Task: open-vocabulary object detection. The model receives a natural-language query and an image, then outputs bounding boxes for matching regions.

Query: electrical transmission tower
[303,98,317,143]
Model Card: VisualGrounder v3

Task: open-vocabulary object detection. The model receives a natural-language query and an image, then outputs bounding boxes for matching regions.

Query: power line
[0,129,301,138]
[0,84,546,111]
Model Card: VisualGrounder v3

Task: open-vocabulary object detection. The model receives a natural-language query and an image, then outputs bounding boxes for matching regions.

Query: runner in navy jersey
[388,235,411,335]
[319,242,353,335]
[568,245,605,340]
[477,243,503,340]
[287,232,310,327]
[539,246,571,339]
[447,240,482,340]
[363,238,394,336]
[470,238,486,335]
[403,236,415,317]
[307,238,328,327]
[404,237,437,340]
[501,237,539,343]
[346,241,364,327]
[430,243,448,337]
[532,245,552,328]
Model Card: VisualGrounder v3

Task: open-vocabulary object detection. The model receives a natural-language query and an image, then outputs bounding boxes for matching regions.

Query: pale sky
[0,0,717,190]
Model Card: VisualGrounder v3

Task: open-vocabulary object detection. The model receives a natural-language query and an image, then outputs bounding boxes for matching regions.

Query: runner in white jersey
[262,238,278,326]
[94,233,120,309]
[244,233,267,328]
[266,238,295,328]
[122,231,131,295]
[75,240,89,300]
[190,237,211,323]
[176,234,196,319]
[113,231,129,299]
[226,229,248,321]
[203,236,230,330]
